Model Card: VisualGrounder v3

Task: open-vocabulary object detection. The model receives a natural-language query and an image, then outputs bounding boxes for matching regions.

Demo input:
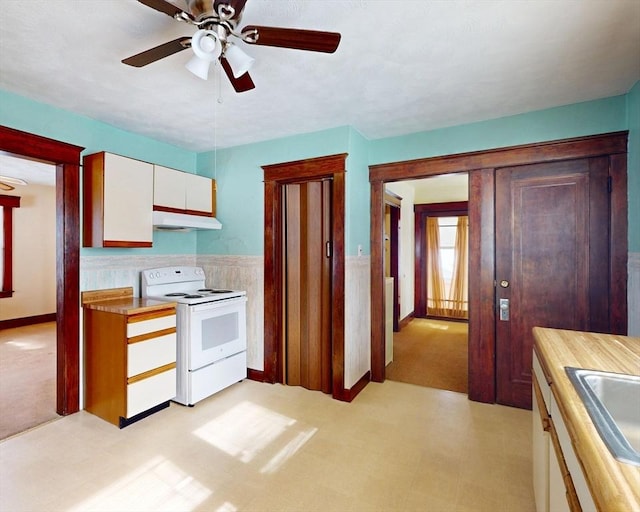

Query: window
[0,194,21,298]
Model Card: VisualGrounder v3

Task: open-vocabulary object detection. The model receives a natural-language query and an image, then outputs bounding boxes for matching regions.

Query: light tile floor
[0,379,535,512]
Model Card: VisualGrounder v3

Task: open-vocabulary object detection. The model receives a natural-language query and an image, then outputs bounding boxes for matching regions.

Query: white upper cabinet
[154,165,215,215]
[83,152,154,247]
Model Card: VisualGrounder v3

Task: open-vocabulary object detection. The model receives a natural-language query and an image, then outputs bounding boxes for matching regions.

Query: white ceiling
[0,0,639,154]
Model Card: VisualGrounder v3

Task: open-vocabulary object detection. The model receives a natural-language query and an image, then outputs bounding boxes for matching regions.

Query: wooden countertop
[533,327,640,512]
[81,287,176,316]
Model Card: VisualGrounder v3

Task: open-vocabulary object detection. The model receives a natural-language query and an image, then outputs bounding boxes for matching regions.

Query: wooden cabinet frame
[369,132,628,402]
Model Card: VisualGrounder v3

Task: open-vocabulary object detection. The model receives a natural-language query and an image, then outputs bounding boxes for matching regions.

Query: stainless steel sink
[565,367,640,466]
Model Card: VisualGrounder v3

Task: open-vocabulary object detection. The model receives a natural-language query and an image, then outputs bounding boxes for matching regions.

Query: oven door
[187,296,247,370]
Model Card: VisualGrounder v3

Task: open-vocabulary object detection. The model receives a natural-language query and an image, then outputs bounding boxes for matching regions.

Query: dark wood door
[283,180,332,393]
[495,157,610,409]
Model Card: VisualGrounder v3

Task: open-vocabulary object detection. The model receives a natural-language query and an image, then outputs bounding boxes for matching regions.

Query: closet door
[495,157,610,409]
[283,179,332,393]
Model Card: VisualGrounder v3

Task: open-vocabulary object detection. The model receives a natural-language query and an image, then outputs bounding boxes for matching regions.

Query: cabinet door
[103,153,153,244]
[185,173,213,213]
[154,165,186,209]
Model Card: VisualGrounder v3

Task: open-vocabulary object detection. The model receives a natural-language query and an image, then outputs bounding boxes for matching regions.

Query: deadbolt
[499,280,510,288]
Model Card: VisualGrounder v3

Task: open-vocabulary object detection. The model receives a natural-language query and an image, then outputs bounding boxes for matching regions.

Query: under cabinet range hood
[152,210,222,231]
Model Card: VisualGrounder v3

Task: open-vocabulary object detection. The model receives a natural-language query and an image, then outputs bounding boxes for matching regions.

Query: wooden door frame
[262,154,347,400]
[369,132,628,402]
[414,201,469,318]
[0,125,83,415]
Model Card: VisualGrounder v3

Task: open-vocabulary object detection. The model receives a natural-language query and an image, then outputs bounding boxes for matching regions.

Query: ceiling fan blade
[241,26,341,53]
[220,57,255,92]
[122,37,191,67]
[137,0,185,18]
[214,0,248,20]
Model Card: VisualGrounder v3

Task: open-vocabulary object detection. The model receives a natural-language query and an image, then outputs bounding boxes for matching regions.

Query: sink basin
[565,367,640,466]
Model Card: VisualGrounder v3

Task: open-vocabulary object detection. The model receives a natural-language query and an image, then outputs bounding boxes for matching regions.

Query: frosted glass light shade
[185,55,212,80]
[224,43,255,78]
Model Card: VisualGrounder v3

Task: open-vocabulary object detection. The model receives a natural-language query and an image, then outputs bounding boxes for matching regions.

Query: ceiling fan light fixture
[224,43,255,78]
[185,29,222,80]
[185,54,213,80]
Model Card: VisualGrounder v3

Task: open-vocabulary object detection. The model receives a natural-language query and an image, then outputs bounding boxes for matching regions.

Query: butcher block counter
[533,327,640,512]
[82,286,176,315]
[82,287,178,428]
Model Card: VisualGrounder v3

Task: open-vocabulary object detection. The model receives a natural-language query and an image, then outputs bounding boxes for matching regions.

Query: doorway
[0,125,83,415]
[369,132,628,407]
[282,179,332,393]
[262,154,349,401]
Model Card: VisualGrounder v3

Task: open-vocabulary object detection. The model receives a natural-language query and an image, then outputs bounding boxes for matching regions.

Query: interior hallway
[0,322,58,439]
[386,318,468,394]
[0,379,534,512]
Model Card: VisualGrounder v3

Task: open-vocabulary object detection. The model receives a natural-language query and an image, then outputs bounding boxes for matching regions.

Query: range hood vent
[153,210,222,232]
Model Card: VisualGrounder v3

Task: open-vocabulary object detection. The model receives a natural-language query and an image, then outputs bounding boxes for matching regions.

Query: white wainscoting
[80,254,196,295]
[197,255,264,371]
[345,255,371,389]
[629,252,640,336]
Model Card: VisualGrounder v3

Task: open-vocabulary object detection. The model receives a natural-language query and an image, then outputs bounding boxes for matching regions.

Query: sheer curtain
[449,216,469,318]
[426,217,447,316]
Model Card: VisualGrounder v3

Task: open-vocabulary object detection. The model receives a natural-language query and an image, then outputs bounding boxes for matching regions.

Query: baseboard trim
[247,368,265,382]
[334,371,371,402]
[0,313,56,330]
[399,312,414,329]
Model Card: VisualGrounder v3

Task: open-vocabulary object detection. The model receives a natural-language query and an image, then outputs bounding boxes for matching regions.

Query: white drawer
[127,333,176,378]
[127,368,176,418]
[127,314,176,338]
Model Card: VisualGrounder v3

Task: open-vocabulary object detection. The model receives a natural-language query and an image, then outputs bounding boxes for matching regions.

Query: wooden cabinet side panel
[84,309,127,426]
[82,152,105,248]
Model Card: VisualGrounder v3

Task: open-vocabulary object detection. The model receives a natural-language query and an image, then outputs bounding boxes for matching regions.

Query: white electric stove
[141,266,247,405]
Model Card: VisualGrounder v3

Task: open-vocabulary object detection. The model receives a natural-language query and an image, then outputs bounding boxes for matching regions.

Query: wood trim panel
[103,241,153,248]
[467,169,496,403]
[609,153,628,334]
[263,153,348,182]
[82,287,133,304]
[247,368,265,382]
[262,153,347,400]
[0,125,83,416]
[153,205,215,217]
[399,312,414,329]
[334,371,371,402]
[0,198,16,297]
[0,313,57,330]
[127,327,176,344]
[414,201,469,214]
[370,180,385,382]
[82,152,105,248]
[127,362,177,384]
[369,132,628,182]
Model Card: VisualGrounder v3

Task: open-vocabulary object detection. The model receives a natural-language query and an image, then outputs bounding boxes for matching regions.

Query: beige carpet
[0,321,59,439]
[386,318,468,393]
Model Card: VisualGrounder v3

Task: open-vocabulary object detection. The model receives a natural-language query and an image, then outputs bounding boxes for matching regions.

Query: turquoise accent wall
[196,127,350,255]
[627,81,640,252]
[0,89,200,255]
[369,95,628,165]
[346,127,370,255]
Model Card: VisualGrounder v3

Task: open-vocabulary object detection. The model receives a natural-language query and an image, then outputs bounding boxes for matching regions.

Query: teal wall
[196,127,350,255]
[369,95,628,165]
[2,86,637,256]
[0,89,200,255]
[627,82,640,252]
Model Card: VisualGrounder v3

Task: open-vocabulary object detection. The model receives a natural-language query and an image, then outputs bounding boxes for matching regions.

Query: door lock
[499,298,510,321]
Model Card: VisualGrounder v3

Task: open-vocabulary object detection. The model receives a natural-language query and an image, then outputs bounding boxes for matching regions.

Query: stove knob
[155,272,161,278]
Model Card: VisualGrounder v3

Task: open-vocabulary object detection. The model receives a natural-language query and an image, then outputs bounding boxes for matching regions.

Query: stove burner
[184,294,204,299]
[165,292,188,297]
[198,288,234,293]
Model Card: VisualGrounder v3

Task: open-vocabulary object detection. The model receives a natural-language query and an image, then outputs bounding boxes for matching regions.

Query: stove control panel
[141,266,205,286]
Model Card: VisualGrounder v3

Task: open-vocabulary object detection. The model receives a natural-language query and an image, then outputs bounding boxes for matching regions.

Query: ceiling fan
[122,0,342,92]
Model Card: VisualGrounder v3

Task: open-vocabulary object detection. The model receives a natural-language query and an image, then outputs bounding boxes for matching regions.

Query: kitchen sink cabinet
[82,288,177,428]
[83,152,154,247]
[153,164,216,216]
[533,351,581,512]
